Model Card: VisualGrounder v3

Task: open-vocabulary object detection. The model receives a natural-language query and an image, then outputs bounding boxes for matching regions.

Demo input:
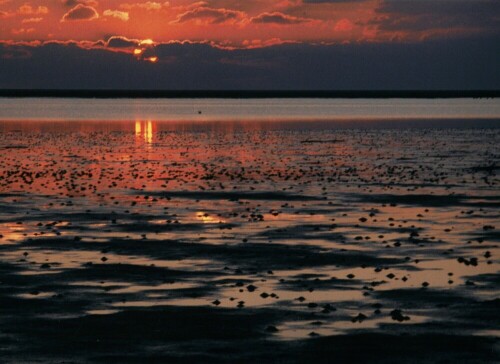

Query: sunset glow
[1,1,498,47]
[0,1,498,89]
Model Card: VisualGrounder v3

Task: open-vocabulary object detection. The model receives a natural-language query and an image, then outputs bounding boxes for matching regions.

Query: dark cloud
[373,0,500,33]
[106,36,139,48]
[61,0,98,6]
[0,46,32,60]
[250,12,313,25]
[61,4,99,22]
[0,36,499,90]
[172,7,245,24]
[303,0,366,2]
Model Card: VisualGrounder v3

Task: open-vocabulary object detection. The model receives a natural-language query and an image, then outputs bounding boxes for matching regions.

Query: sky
[0,0,499,90]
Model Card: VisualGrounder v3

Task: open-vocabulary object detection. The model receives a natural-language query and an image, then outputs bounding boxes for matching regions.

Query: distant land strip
[0,90,498,99]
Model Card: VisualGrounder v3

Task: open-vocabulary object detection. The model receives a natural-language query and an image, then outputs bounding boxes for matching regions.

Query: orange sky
[1,0,496,48]
[0,0,498,90]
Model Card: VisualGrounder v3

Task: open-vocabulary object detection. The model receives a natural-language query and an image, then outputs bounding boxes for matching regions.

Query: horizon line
[0,90,498,99]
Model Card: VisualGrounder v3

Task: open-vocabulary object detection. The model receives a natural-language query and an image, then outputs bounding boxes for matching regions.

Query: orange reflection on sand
[196,212,225,224]
[0,223,28,244]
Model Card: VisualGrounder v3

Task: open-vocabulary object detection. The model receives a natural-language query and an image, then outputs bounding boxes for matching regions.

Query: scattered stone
[390,309,410,322]
[351,313,367,323]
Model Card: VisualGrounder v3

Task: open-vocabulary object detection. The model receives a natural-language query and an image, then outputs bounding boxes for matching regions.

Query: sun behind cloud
[0,0,498,49]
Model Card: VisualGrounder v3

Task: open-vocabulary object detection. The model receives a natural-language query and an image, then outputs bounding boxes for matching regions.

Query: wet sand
[0,119,499,363]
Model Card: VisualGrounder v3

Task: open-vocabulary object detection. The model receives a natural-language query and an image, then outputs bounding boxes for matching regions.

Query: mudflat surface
[0,120,498,363]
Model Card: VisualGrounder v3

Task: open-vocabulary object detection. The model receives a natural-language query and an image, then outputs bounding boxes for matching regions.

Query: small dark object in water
[391,309,410,322]
[322,303,336,312]
[351,313,367,323]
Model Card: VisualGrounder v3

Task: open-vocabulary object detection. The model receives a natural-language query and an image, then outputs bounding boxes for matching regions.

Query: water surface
[0,97,499,121]
[0,99,498,362]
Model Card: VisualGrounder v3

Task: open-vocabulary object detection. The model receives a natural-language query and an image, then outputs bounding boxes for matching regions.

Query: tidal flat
[0,119,498,363]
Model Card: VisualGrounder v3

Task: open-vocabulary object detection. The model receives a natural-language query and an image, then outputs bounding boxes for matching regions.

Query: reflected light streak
[135,120,142,138]
[196,212,225,224]
[146,120,153,144]
[135,120,155,146]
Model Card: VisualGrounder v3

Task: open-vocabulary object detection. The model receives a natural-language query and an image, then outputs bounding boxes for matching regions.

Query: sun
[140,39,154,46]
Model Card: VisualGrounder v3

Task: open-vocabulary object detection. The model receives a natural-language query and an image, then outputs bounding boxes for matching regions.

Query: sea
[0,97,498,360]
[0,97,499,123]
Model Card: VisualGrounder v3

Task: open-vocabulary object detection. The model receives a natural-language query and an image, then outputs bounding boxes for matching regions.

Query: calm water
[0,98,499,122]
[0,97,499,361]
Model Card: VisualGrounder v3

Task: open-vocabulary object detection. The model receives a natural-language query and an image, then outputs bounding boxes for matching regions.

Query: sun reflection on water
[135,120,155,146]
